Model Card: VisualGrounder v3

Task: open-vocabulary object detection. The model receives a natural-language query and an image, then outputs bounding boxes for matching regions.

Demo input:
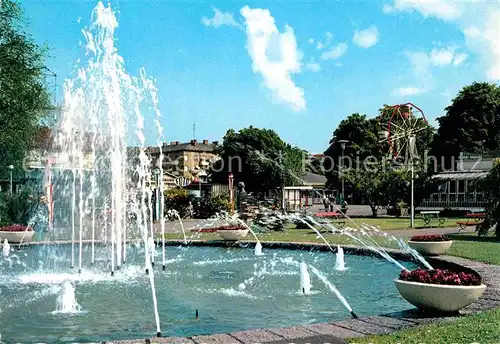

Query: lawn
[342,217,466,230]
[349,308,500,344]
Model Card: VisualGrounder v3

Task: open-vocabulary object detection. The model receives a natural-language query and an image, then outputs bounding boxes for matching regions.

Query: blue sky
[22,0,500,152]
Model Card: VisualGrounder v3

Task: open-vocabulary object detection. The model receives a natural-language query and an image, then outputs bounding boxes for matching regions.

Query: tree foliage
[431,82,500,169]
[477,160,500,237]
[0,0,52,179]
[211,126,306,193]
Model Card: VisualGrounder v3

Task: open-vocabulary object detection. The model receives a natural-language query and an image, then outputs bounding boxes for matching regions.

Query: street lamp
[8,165,14,195]
[337,140,349,202]
[152,167,161,221]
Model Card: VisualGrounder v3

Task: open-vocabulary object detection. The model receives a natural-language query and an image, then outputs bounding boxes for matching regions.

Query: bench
[457,220,484,229]
[421,211,446,228]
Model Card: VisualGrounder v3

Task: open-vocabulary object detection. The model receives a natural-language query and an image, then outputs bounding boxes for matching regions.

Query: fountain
[53,281,83,314]
[0,2,438,343]
[335,245,346,271]
[299,262,311,294]
[2,239,10,257]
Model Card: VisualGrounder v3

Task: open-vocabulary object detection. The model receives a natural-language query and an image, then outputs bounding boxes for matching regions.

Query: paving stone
[153,337,196,344]
[231,329,283,343]
[302,323,363,339]
[381,309,457,326]
[359,316,415,330]
[264,334,348,344]
[192,333,242,344]
[330,319,393,335]
[267,326,316,339]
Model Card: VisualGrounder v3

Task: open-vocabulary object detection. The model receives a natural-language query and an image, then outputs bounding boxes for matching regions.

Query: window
[449,180,456,193]
[458,180,465,193]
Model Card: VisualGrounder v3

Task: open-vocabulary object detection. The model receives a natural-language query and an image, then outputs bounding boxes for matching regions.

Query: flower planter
[217,229,249,241]
[0,230,35,243]
[408,240,453,255]
[394,279,486,312]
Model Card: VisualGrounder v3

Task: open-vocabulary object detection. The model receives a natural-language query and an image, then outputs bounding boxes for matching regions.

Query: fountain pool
[0,244,416,343]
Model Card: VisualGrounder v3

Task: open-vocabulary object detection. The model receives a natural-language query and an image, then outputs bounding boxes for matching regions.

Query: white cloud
[453,53,467,66]
[389,0,462,21]
[308,38,314,44]
[393,86,427,96]
[384,1,500,81]
[240,6,306,111]
[305,59,321,72]
[352,26,379,48]
[382,4,394,14]
[201,7,241,28]
[429,47,455,66]
[315,32,333,50]
[405,51,431,79]
[320,43,348,60]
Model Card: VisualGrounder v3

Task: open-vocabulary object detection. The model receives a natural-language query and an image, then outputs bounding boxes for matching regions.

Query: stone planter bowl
[0,230,35,243]
[217,229,249,241]
[408,240,453,255]
[394,279,486,313]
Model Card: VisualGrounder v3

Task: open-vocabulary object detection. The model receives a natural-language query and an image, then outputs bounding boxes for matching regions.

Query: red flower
[0,224,33,232]
[410,234,451,242]
[399,268,481,286]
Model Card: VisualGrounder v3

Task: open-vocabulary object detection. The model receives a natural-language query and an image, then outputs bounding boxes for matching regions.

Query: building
[418,152,496,211]
[148,139,220,180]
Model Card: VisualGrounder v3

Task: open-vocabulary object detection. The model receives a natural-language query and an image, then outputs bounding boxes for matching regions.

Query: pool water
[0,244,416,343]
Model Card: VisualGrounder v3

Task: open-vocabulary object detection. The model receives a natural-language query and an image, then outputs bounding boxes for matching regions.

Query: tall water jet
[2,239,10,257]
[299,262,311,294]
[335,245,346,271]
[53,281,82,313]
[42,1,162,335]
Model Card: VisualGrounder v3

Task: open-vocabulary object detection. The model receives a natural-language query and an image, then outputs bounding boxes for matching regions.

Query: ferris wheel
[382,103,428,165]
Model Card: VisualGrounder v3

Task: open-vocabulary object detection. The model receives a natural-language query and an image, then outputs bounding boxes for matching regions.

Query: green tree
[477,159,500,237]
[211,126,306,193]
[342,163,408,217]
[324,113,384,191]
[431,82,500,170]
[0,0,52,180]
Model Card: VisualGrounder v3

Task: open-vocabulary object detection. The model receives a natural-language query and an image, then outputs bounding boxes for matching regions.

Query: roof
[431,171,488,180]
[162,142,216,153]
[301,172,327,185]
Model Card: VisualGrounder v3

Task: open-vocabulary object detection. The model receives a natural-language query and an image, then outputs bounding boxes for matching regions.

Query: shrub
[0,224,33,232]
[164,188,193,218]
[399,268,481,286]
[193,193,230,219]
[410,234,450,242]
[0,191,35,226]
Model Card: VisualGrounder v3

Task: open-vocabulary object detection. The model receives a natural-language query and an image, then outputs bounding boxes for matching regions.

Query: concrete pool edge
[19,240,500,344]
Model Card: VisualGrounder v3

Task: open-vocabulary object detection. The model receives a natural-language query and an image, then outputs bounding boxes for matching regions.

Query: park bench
[420,210,446,228]
[314,212,346,229]
[457,212,485,233]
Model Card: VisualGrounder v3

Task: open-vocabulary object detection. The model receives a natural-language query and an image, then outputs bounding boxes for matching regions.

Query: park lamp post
[337,140,349,202]
[152,167,161,221]
[8,165,14,195]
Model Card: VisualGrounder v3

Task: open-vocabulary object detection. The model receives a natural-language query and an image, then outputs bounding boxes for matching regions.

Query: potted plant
[394,268,486,312]
[0,224,35,243]
[408,234,453,255]
[214,224,249,241]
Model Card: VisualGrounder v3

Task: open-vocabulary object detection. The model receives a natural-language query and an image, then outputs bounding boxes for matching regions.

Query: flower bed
[399,268,481,286]
[0,224,33,232]
[194,225,246,233]
[410,234,450,242]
